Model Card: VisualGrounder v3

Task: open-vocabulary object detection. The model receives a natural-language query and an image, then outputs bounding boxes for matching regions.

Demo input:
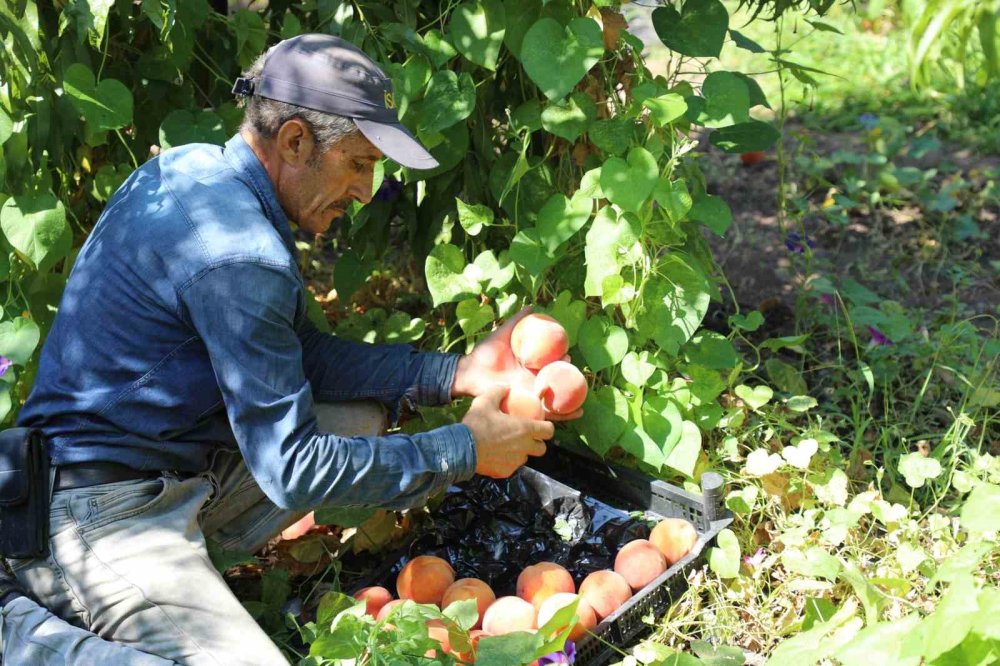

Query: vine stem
[115,130,139,169]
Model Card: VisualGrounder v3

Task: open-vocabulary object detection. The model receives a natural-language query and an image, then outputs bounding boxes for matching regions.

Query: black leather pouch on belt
[0,428,49,558]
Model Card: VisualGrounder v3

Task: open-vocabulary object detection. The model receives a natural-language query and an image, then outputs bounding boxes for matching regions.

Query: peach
[533,361,587,414]
[353,586,393,618]
[280,511,316,540]
[649,518,698,565]
[511,313,569,370]
[614,539,667,591]
[481,596,537,634]
[397,555,455,606]
[426,625,451,657]
[516,562,576,609]
[376,598,405,622]
[454,628,489,662]
[536,592,597,642]
[578,570,632,620]
[441,578,496,629]
[501,387,545,420]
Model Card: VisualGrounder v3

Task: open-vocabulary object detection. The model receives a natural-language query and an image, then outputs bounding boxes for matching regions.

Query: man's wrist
[451,354,475,399]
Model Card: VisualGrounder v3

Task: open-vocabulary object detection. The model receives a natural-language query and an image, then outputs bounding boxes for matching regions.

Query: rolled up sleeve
[178,261,476,510]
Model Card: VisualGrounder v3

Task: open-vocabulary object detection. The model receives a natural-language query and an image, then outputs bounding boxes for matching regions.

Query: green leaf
[231,10,267,67]
[313,505,378,527]
[729,311,764,331]
[621,351,657,387]
[206,540,255,575]
[688,193,732,235]
[158,109,226,150]
[0,107,12,145]
[960,482,1000,533]
[540,93,596,142]
[509,228,555,277]
[709,528,740,578]
[898,452,943,489]
[833,614,922,666]
[782,547,841,581]
[543,290,586,347]
[583,207,640,297]
[91,163,133,202]
[575,386,629,455]
[425,244,480,306]
[921,576,980,662]
[635,255,712,356]
[764,358,808,395]
[535,192,592,254]
[735,384,772,411]
[930,542,993,588]
[729,29,766,53]
[806,19,843,34]
[642,94,688,127]
[588,117,633,155]
[765,598,860,666]
[520,17,605,101]
[652,0,729,58]
[691,641,747,665]
[684,331,738,369]
[710,120,782,153]
[456,298,495,335]
[653,178,693,224]
[697,72,750,128]
[664,420,701,477]
[473,250,515,293]
[1,194,69,269]
[618,427,666,470]
[0,317,40,366]
[577,315,628,372]
[456,198,494,236]
[839,561,885,625]
[333,250,374,303]
[442,598,481,632]
[419,70,477,134]
[600,146,658,214]
[476,631,543,665]
[449,0,506,70]
[62,63,133,131]
[786,395,818,412]
[501,0,541,59]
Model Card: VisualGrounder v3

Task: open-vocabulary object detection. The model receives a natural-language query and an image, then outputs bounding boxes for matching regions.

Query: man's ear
[275,118,315,167]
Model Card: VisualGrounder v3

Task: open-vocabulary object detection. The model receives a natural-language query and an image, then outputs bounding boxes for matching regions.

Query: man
[0,34,574,664]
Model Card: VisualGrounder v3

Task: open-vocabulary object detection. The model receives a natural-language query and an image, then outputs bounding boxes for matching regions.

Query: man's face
[281,130,383,235]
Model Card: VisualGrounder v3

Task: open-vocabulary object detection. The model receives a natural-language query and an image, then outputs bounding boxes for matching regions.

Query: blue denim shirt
[17,134,477,511]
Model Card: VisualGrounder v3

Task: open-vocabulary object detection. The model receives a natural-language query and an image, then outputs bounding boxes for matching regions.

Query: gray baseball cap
[233,34,439,170]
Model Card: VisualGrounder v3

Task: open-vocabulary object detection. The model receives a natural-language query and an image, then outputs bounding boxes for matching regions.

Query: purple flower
[0,356,11,378]
[819,293,835,306]
[867,325,892,346]
[744,548,766,568]
[859,113,879,130]
[539,640,576,665]
[784,232,815,253]
[373,176,403,203]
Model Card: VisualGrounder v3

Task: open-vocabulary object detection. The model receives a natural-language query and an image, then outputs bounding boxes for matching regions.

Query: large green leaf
[449,0,506,70]
[583,207,641,297]
[456,298,495,335]
[0,317,40,365]
[688,193,732,235]
[501,0,541,58]
[833,614,922,666]
[63,63,133,131]
[535,191,592,254]
[456,198,494,236]
[636,255,712,355]
[159,109,226,150]
[91,163,133,203]
[520,17,605,101]
[0,107,12,146]
[542,290,586,347]
[472,250,515,293]
[577,315,628,372]
[709,120,781,153]
[588,117,633,155]
[0,194,69,269]
[642,93,688,127]
[695,72,751,128]
[425,244,480,306]
[921,575,981,662]
[960,482,1000,533]
[709,528,740,578]
[574,386,629,455]
[540,93,596,142]
[600,146,658,214]
[509,228,556,277]
[232,9,267,67]
[652,0,729,58]
[418,70,477,134]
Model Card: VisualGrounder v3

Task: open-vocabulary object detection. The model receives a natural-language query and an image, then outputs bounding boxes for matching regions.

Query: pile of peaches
[353,516,699,655]
[503,313,588,418]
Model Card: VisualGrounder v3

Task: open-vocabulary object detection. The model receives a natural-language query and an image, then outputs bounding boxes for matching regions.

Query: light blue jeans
[1,402,385,666]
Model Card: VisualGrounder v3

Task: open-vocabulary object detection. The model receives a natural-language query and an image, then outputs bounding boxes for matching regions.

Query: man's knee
[314,401,387,437]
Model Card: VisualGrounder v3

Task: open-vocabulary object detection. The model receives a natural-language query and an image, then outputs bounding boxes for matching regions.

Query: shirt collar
[223,133,299,262]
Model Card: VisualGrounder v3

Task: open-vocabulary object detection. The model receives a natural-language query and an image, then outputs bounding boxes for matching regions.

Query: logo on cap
[383,90,396,110]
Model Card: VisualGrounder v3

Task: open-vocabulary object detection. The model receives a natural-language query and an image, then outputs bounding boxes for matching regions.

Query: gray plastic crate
[525,445,732,666]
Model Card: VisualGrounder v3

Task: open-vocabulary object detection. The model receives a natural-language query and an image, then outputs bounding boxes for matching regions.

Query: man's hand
[452,307,582,421]
[463,385,553,478]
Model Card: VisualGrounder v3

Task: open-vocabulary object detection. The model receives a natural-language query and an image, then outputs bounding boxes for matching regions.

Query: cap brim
[354,119,440,171]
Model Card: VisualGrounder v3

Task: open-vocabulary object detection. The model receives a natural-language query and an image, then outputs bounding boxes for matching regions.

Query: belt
[54,462,161,492]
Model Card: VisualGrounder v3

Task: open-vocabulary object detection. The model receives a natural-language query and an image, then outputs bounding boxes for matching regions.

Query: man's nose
[349,174,374,206]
